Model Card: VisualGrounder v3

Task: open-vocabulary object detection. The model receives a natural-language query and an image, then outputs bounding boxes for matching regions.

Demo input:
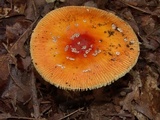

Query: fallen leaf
[84,1,97,7]
[0,7,12,18]
[89,103,133,119]
[134,66,160,119]
[96,0,108,9]
[6,22,27,43]
[146,52,160,67]
[13,1,26,14]
[120,8,140,33]
[45,0,56,3]
[140,15,155,34]
[64,0,86,6]
[10,18,37,57]
[24,0,37,20]
[18,55,32,71]
[0,55,9,80]
[121,66,160,120]
[122,0,147,6]
[25,0,46,20]
[1,66,32,103]
[0,113,11,119]
[41,2,55,17]
[0,26,6,41]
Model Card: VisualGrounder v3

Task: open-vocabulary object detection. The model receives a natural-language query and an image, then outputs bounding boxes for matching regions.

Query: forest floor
[0,0,160,120]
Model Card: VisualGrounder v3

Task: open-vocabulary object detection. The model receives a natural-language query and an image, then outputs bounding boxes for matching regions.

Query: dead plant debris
[0,0,160,119]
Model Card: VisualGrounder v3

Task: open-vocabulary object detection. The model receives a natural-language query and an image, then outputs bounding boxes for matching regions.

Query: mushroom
[30,6,140,90]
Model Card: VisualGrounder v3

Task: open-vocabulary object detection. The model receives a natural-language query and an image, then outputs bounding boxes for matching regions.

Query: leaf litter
[0,0,160,119]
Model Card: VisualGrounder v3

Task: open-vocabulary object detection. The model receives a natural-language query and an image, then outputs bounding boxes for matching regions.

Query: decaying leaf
[45,0,56,3]
[121,66,160,119]
[6,21,31,43]
[140,15,155,34]
[146,52,160,67]
[0,55,9,80]
[0,7,12,18]
[0,0,160,119]
[10,19,37,57]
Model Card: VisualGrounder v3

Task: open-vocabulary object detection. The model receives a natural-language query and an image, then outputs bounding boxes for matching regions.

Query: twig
[8,65,26,91]
[0,113,34,120]
[103,113,133,118]
[31,66,40,119]
[146,25,160,38]
[60,107,84,120]
[120,0,157,16]
[10,16,39,57]
[2,43,16,63]
[5,116,35,120]
[40,105,52,116]
[23,96,32,105]
[31,0,38,18]
[2,43,25,91]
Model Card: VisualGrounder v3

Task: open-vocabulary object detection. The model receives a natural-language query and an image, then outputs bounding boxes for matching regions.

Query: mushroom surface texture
[30,6,140,90]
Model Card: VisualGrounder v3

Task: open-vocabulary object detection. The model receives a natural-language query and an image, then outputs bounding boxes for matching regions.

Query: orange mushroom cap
[30,6,140,90]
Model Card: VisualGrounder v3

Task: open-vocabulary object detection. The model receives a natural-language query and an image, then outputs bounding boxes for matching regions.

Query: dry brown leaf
[10,19,37,57]
[1,66,32,103]
[64,0,86,5]
[6,21,29,43]
[121,70,142,110]
[1,0,26,17]
[0,48,16,94]
[25,0,37,20]
[0,25,6,41]
[84,1,97,7]
[146,52,160,67]
[121,67,160,119]
[135,66,160,119]
[21,56,32,70]
[41,3,55,17]
[45,0,56,3]
[121,0,147,6]
[120,8,140,33]
[0,55,9,80]
[0,113,11,119]
[51,113,64,120]
[0,7,12,18]
[140,15,155,34]
[89,104,133,119]
[96,0,108,9]
[1,0,160,119]
[13,2,26,14]
[25,0,46,20]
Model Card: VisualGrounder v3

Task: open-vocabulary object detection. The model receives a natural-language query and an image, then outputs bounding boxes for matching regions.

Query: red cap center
[64,33,96,59]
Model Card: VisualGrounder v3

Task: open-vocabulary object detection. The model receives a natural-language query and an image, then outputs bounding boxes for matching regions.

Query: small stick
[103,113,133,118]
[60,107,84,120]
[31,66,40,119]
[120,0,157,16]
[0,113,34,120]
